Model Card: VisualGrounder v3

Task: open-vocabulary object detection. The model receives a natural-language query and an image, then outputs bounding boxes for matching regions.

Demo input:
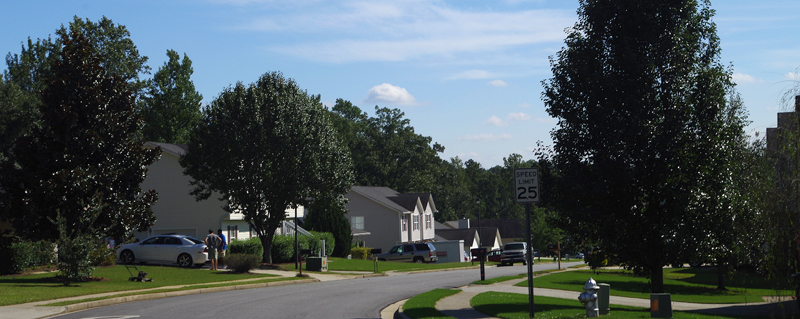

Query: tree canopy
[139,49,202,144]
[329,99,444,193]
[541,0,737,293]
[181,71,354,263]
[0,30,159,242]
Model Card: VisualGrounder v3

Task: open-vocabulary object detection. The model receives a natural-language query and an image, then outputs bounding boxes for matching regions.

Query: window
[413,215,419,231]
[425,214,432,229]
[351,216,364,230]
[402,216,407,231]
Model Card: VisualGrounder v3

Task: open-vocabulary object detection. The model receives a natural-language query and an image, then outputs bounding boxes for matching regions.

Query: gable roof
[350,186,435,215]
[435,228,477,243]
[144,141,188,157]
[480,219,526,238]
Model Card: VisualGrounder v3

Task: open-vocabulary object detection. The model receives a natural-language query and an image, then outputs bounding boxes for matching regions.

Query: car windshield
[505,243,525,250]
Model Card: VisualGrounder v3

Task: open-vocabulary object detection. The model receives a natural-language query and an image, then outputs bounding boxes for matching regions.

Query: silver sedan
[116,234,209,268]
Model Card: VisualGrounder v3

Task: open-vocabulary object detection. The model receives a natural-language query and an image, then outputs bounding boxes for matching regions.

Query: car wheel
[120,250,135,264]
[523,261,527,265]
[413,257,424,263]
[178,253,193,268]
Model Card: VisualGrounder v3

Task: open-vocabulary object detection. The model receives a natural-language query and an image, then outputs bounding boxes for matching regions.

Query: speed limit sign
[514,168,539,203]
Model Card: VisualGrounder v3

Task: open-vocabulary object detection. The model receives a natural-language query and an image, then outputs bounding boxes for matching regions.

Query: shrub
[31,241,57,266]
[228,237,264,257]
[308,231,335,257]
[350,246,373,260]
[226,253,261,273]
[271,235,295,263]
[0,236,25,275]
[11,242,34,271]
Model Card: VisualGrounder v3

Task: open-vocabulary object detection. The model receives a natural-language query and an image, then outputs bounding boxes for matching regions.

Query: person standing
[204,229,221,270]
[217,229,227,269]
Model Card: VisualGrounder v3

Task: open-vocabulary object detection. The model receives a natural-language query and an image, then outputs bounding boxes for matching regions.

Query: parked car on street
[472,249,502,262]
[117,234,209,268]
[500,242,528,266]
[376,243,438,263]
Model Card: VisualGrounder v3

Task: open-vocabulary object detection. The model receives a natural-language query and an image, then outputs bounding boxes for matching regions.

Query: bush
[226,254,261,273]
[350,246,373,260]
[31,241,57,266]
[271,235,295,263]
[308,231,334,257]
[228,237,264,257]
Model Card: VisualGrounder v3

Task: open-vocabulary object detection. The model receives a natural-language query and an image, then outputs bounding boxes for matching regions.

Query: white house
[344,186,436,253]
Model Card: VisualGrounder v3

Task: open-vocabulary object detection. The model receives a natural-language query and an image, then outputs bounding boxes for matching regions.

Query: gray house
[344,186,437,253]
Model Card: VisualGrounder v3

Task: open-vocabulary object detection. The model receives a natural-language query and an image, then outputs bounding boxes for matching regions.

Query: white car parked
[117,234,209,268]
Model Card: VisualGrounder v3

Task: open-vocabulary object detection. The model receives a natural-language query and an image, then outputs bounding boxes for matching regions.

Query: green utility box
[650,293,672,318]
[598,283,610,315]
[306,256,328,272]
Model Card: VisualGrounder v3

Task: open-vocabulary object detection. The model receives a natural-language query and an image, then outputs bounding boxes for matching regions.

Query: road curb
[56,278,318,317]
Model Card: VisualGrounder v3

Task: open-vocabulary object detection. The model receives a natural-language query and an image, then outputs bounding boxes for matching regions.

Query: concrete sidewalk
[397,277,800,318]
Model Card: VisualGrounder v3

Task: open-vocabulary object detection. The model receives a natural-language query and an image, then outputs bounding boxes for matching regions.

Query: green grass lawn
[403,288,461,319]
[325,257,479,272]
[0,265,280,306]
[471,292,766,319]
[515,268,793,304]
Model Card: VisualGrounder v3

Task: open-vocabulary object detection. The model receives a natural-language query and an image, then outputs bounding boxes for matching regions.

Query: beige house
[138,142,306,243]
[345,186,436,253]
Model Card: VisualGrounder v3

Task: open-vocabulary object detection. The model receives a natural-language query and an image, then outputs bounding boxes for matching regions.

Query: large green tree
[181,72,354,263]
[329,100,444,193]
[0,31,159,242]
[303,195,352,257]
[139,49,202,144]
[541,0,735,293]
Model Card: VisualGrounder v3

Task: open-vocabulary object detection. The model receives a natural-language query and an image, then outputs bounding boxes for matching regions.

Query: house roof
[350,186,436,215]
[435,228,477,244]
[479,219,527,238]
[144,141,189,157]
[471,227,502,247]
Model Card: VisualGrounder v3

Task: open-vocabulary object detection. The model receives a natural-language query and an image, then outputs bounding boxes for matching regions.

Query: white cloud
[785,72,800,81]
[459,133,513,142]
[507,112,531,121]
[364,83,418,106]
[732,73,761,84]
[488,79,508,87]
[244,2,573,63]
[518,102,532,108]
[486,112,535,126]
[486,115,506,126]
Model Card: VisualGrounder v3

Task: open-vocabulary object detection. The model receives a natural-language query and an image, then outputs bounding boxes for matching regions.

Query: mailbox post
[370,248,382,273]
[298,249,312,277]
[471,247,488,281]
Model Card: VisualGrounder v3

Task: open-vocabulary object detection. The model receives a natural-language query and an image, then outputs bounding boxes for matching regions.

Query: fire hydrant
[578,277,600,317]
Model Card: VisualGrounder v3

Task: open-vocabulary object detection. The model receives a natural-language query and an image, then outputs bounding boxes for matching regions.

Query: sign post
[515,168,539,318]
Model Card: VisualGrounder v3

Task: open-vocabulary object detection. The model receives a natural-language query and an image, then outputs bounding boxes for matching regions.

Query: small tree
[304,196,352,257]
[181,71,354,263]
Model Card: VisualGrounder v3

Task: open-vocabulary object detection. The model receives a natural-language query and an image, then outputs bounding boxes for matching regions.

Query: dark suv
[376,243,438,263]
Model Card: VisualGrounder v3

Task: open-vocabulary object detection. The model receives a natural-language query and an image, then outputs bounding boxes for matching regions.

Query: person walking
[205,229,221,270]
[218,229,227,269]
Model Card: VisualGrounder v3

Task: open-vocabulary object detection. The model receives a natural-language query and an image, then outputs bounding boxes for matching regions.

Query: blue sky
[3,0,799,168]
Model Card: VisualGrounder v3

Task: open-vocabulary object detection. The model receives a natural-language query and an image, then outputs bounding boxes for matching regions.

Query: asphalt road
[50,261,585,319]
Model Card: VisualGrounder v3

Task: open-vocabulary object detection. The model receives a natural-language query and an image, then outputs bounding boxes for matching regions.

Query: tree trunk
[650,266,664,293]
[260,231,276,264]
[717,260,728,291]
